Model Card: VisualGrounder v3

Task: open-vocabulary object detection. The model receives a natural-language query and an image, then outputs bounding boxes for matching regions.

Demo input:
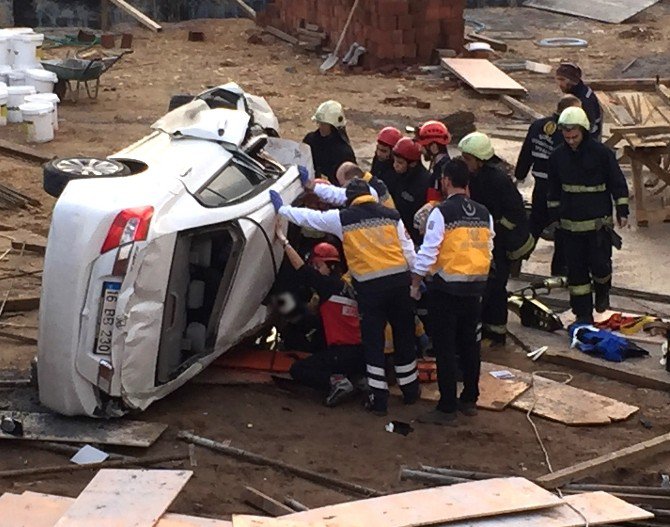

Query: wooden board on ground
[522,0,661,24]
[0,412,167,447]
[0,139,55,164]
[537,432,670,488]
[106,0,162,31]
[444,492,652,526]
[234,478,564,527]
[53,469,191,527]
[442,59,527,96]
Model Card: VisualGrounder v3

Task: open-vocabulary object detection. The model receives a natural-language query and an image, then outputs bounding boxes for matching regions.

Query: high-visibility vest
[361,172,395,209]
[319,294,362,347]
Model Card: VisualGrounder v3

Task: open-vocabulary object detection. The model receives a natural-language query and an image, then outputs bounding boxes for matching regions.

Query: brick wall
[258,0,465,68]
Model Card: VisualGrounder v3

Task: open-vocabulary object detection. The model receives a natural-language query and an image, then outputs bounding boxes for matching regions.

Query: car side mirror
[244,135,268,157]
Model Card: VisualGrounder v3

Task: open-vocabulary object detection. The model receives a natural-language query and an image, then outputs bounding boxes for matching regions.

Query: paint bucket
[7,85,36,123]
[25,93,59,131]
[0,83,7,126]
[8,70,25,86]
[25,68,57,94]
[11,33,44,71]
[20,101,54,143]
[0,65,11,84]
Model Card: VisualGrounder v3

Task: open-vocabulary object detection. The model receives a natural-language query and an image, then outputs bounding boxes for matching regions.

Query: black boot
[594,286,610,314]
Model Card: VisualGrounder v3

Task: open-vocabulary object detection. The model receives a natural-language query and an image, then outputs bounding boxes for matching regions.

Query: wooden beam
[588,78,670,91]
[263,26,299,45]
[499,95,543,122]
[2,296,40,313]
[228,0,256,20]
[609,125,670,136]
[537,432,670,488]
[0,139,55,164]
[242,486,294,516]
[107,0,162,32]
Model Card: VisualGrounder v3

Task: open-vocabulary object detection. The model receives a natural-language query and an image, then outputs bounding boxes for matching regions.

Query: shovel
[320,0,361,73]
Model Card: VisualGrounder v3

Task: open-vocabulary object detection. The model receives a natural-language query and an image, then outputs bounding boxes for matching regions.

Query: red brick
[403,43,417,58]
[390,29,403,44]
[377,14,398,31]
[402,29,416,43]
[396,14,413,30]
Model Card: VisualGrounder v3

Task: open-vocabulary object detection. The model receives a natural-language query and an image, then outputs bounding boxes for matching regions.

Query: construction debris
[442,58,527,96]
[499,95,543,121]
[106,0,163,32]
[523,0,661,25]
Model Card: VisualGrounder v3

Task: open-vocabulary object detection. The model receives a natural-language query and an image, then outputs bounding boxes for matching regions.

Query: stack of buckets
[0,27,59,143]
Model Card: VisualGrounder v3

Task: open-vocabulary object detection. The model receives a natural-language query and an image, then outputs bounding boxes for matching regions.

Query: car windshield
[197,157,268,207]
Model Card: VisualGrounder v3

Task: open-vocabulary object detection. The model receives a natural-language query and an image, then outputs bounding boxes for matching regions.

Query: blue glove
[298,165,310,186]
[269,190,283,213]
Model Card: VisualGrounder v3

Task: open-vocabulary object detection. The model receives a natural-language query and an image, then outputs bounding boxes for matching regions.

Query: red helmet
[417,120,451,146]
[310,243,341,264]
[392,138,422,162]
[377,127,403,148]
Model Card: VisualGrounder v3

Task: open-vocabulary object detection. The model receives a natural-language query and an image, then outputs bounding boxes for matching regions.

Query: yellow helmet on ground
[558,106,590,130]
[458,132,495,161]
[312,100,346,128]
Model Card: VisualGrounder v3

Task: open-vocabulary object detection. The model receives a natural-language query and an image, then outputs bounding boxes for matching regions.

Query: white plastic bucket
[7,85,36,123]
[25,93,59,130]
[0,65,11,84]
[0,83,7,126]
[26,68,57,93]
[20,101,54,143]
[8,70,25,86]
[11,33,44,71]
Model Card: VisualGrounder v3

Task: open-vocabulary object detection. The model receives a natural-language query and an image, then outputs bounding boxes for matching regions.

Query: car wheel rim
[55,159,121,177]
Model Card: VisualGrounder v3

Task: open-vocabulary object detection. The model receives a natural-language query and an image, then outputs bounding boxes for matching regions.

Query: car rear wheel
[43,157,131,198]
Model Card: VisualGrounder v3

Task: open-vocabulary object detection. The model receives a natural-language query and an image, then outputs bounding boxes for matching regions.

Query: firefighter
[555,63,603,140]
[303,162,395,209]
[303,100,356,185]
[269,178,419,416]
[547,107,629,322]
[371,126,403,193]
[411,158,494,425]
[390,137,431,245]
[459,133,534,345]
[275,223,364,407]
[515,94,581,276]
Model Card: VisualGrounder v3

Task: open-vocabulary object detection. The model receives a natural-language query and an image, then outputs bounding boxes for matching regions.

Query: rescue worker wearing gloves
[555,63,603,140]
[515,95,582,276]
[547,107,629,322]
[390,137,431,245]
[411,159,494,425]
[303,100,356,185]
[269,178,419,416]
[303,162,395,209]
[459,132,534,345]
[275,222,365,407]
[371,126,404,193]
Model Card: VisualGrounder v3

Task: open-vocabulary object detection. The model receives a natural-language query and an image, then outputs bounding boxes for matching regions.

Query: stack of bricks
[257,0,465,68]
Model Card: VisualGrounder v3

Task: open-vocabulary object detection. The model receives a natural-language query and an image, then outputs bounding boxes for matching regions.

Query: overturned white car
[38,84,311,417]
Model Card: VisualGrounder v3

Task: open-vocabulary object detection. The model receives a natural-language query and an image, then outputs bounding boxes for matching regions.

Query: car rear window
[197,158,267,207]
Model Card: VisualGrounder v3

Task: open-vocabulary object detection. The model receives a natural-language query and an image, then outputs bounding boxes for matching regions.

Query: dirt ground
[0,4,670,521]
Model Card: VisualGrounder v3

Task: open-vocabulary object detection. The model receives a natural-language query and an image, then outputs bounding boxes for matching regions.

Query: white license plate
[95,281,121,355]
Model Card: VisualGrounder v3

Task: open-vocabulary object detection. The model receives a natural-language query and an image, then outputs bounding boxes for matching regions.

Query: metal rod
[418,464,506,480]
[400,468,470,486]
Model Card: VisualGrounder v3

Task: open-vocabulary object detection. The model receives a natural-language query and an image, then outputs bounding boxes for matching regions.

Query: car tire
[43,157,131,198]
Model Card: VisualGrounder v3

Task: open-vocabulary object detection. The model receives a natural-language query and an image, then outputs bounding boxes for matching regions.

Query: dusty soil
[0,4,670,521]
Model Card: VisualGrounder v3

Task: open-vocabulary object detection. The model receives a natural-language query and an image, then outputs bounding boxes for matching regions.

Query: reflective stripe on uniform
[397,371,418,386]
[593,274,612,284]
[476,323,482,342]
[532,171,548,180]
[499,217,516,230]
[349,264,409,282]
[569,283,592,296]
[560,216,612,232]
[616,197,629,206]
[366,364,385,376]
[561,183,607,193]
[367,378,389,390]
[547,201,560,208]
[395,361,417,375]
[507,234,535,261]
[436,271,489,283]
[484,323,506,335]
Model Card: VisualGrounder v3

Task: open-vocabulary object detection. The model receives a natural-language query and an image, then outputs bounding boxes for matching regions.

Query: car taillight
[101,207,154,254]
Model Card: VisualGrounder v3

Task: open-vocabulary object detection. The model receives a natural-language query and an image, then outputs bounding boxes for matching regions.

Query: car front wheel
[43,157,131,198]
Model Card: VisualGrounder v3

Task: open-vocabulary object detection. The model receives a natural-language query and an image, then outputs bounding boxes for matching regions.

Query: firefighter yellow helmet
[312,100,346,128]
[458,132,495,161]
[558,106,590,130]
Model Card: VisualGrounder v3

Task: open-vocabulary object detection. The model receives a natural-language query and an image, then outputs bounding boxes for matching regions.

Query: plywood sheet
[442,59,527,96]
[444,492,652,526]
[53,469,192,527]
[233,478,563,527]
[522,0,661,24]
[478,362,531,410]
[0,412,167,447]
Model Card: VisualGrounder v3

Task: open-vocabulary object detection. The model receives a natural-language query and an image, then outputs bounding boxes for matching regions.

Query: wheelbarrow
[40,53,125,102]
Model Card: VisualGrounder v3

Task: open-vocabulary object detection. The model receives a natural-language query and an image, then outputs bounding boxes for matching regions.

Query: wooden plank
[445,492,653,526]
[2,296,40,312]
[264,26,299,45]
[537,432,670,488]
[523,0,661,24]
[589,78,670,91]
[228,0,256,19]
[243,487,294,516]
[234,478,564,527]
[0,412,167,447]
[499,95,542,121]
[107,0,162,32]
[442,59,527,96]
[0,139,55,164]
[53,469,191,527]
[465,33,508,52]
[610,125,670,135]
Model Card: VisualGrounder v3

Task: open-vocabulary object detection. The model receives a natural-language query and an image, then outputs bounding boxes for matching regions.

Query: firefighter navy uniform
[514,114,566,275]
[469,160,534,342]
[425,152,451,204]
[547,134,629,321]
[390,164,431,245]
[278,194,419,414]
[414,194,494,413]
[570,81,603,140]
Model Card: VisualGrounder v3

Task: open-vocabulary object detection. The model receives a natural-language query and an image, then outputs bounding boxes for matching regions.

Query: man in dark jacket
[371,126,403,193]
[548,107,629,322]
[515,94,581,276]
[556,63,603,141]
